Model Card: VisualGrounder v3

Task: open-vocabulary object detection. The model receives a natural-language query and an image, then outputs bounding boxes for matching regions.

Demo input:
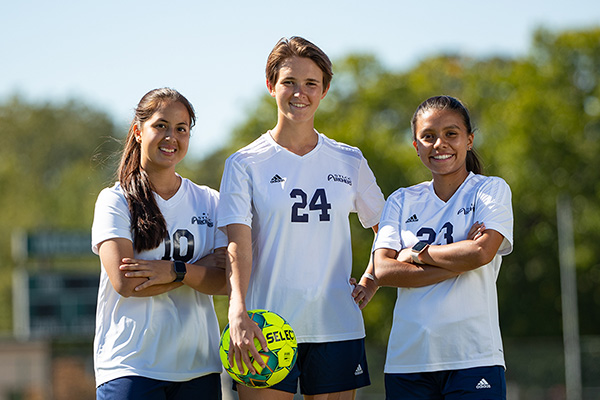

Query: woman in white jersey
[217,37,385,399]
[373,96,513,400]
[92,88,227,400]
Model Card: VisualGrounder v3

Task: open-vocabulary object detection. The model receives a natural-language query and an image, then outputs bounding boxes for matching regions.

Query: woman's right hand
[227,308,269,375]
[396,248,413,263]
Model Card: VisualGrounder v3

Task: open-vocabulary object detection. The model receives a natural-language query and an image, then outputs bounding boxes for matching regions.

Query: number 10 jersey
[218,132,385,343]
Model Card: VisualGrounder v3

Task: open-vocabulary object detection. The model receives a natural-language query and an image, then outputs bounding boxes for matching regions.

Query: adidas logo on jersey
[270,174,285,183]
[354,364,364,376]
[476,378,492,389]
[405,214,419,223]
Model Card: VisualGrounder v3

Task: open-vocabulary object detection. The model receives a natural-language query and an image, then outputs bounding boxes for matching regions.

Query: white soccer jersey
[91,177,227,387]
[373,173,513,373]
[218,132,385,343]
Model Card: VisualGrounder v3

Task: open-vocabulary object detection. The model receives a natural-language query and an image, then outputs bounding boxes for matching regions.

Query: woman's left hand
[119,258,177,291]
[350,276,378,310]
[467,221,486,240]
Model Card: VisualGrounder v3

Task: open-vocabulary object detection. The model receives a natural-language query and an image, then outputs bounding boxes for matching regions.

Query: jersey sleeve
[373,190,403,252]
[475,177,514,255]
[217,154,253,230]
[354,156,385,228]
[91,186,132,255]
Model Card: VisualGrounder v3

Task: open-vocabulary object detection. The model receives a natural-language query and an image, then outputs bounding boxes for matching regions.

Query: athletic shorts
[96,373,221,400]
[234,338,370,395]
[385,365,506,400]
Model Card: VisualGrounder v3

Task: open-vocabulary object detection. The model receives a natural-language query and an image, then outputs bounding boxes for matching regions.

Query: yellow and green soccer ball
[219,309,298,388]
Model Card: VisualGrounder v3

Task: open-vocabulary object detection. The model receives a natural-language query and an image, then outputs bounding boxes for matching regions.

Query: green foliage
[1,27,599,342]
[0,97,121,331]
[199,27,600,342]
[0,97,121,232]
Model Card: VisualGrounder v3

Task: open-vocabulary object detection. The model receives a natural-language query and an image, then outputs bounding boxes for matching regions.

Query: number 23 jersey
[374,172,514,373]
[218,132,385,343]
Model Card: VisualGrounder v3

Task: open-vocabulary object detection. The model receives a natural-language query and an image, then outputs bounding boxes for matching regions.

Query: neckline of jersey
[266,130,323,159]
[428,171,475,204]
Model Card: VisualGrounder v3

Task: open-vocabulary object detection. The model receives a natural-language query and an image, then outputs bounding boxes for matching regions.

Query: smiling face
[134,100,191,174]
[267,56,329,127]
[413,108,474,182]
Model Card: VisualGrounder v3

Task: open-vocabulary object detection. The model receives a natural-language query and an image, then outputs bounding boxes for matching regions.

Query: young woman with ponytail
[92,88,226,399]
[372,96,514,399]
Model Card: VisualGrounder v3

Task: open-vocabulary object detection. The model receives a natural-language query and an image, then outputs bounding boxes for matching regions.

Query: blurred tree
[192,27,600,344]
[2,27,599,344]
[0,97,122,331]
[494,27,600,336]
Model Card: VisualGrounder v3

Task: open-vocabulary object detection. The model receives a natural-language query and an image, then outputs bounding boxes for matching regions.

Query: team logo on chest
[327,173,352,186]
[191,213,214,227]
[457,203,475,215]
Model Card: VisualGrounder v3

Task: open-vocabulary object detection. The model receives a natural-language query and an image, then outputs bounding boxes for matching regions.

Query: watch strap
[173,260,186,282]
[411,251,424,264]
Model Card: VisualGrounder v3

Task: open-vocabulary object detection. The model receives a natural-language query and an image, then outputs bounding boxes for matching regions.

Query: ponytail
[117,88,195,253]
[466,148,482,175]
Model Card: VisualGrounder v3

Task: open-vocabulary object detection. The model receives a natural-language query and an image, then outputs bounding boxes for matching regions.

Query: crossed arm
[374,222,505,288]
[98,237,227,298]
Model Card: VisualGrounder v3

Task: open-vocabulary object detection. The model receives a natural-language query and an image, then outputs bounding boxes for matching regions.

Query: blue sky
[3,0,599,159]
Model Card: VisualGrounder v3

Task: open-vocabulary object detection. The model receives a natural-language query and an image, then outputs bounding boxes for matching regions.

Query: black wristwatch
[173,260,187,282]
[411,241,429,264]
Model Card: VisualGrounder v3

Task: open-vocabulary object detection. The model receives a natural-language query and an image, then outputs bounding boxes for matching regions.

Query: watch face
[174,261,186,273]
[412,241,428,252]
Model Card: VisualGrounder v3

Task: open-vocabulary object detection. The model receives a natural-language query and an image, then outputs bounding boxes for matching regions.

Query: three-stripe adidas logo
[405,214,419,223]
[476,378,491,389]
[270,174,285,183]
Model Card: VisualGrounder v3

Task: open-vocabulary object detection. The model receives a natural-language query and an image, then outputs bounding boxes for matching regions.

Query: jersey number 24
[290,188,332,223]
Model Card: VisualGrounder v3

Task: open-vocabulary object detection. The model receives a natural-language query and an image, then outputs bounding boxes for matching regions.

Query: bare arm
[185,247,227,294]
[374,248,461,288]
[119,247,228,295]
[414,227,505,272]
[351,224,379,309]
[225,224,267,374]
[98,238,182,298]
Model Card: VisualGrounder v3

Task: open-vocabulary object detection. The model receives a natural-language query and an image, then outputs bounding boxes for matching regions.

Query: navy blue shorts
[235,338,370,395]
[385,366,506,400]
[97,373,221,400]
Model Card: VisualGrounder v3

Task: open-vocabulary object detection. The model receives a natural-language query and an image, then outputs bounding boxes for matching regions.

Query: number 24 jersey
[218,132,385,343]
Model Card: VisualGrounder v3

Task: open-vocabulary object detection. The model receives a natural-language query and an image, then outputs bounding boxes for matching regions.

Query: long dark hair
[118,88,196,253]
[411,95,482,175]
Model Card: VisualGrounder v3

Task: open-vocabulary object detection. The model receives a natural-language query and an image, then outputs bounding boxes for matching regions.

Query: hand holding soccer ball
[220,310,298,388]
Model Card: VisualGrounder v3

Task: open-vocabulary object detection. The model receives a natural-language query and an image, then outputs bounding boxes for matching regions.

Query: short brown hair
[266,36,333,91]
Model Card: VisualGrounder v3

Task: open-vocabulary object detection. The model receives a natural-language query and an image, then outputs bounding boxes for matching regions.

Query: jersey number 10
[161,229,194,262]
